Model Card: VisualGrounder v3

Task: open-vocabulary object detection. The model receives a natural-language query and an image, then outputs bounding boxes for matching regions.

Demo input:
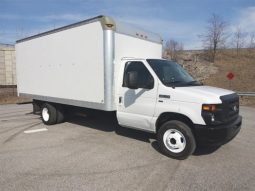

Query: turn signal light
[202,104,216,112]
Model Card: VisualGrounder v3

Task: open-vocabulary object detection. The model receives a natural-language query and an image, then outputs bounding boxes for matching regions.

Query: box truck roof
[16,15,162,44]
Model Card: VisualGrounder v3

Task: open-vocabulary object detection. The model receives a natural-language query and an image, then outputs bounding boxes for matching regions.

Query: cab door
[117,61,158,132]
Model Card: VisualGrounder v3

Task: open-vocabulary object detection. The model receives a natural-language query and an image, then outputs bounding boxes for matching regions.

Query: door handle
[159,94,170,99]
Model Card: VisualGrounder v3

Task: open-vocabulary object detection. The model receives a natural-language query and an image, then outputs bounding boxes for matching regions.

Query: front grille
[219,93,239,123]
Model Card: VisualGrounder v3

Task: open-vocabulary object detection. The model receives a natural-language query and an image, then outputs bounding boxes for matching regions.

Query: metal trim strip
[16,15,104,43]
[103,30,115,110]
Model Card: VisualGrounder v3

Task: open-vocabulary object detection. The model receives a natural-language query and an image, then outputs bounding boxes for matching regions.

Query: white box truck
[16,15,242,159]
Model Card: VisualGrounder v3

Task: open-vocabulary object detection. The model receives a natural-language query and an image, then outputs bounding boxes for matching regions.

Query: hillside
[176,49,255,106]
[204,49,255,91]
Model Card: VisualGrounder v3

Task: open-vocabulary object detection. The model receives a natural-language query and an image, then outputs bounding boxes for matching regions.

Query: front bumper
[194,116,242,146]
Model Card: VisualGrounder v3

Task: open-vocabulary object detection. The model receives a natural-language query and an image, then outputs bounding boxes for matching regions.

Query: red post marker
[227,72,234,80]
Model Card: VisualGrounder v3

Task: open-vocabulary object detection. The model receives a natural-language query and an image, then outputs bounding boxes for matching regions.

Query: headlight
[201,104,222,125]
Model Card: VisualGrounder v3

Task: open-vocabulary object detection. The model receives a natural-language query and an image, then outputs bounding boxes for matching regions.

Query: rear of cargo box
[16,18,112,110]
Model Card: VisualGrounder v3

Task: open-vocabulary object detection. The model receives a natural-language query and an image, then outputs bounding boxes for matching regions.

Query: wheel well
[32,100,44,114]
[156,112,194,132]
[33,100,62,114]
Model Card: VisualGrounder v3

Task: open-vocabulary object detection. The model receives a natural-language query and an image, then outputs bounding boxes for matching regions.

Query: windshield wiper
[164,81,185,88]
[186,80,202,86]
[165,81,183,85]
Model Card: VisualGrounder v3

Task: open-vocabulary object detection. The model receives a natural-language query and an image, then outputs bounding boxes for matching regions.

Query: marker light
[106,24,114,28]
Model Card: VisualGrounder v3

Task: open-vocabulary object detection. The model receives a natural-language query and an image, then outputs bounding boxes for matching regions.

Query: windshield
[147,59,201,87]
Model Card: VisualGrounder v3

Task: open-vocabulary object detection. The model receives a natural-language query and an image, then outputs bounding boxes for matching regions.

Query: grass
[204,49,255,107]
[204,49,255,91]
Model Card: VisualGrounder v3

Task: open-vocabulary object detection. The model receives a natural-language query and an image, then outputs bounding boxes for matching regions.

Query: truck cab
[117,58,242,159]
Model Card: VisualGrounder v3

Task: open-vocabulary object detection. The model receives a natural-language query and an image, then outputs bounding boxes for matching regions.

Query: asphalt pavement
[0,104,254,191]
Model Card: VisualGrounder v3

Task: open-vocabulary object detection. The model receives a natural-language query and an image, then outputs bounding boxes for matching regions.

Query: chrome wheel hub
[42,108,50,121]
[163,129,186,153]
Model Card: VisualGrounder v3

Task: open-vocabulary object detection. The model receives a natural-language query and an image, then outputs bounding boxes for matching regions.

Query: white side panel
[114,33,162,62]
[115,21,162,44]
[16,22,104,104]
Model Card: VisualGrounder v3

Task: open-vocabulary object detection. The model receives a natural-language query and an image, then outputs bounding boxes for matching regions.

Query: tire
[157,120,196,160]
[56,105,65,123]
[41,103,57,125]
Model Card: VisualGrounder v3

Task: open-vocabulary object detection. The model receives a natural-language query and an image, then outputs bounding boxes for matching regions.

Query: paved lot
[0,104,254,191]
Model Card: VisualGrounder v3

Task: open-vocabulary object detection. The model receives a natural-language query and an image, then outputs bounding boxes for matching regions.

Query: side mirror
[127,71,138,89]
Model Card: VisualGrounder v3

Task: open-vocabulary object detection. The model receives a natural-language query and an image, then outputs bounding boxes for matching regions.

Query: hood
[170,86,235,104]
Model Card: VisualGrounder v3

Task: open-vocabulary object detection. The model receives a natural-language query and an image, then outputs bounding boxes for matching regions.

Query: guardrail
[237,92,255,96]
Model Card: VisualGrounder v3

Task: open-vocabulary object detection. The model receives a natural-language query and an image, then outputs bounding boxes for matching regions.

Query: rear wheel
[157,120,196,159]
[41,103,57,125]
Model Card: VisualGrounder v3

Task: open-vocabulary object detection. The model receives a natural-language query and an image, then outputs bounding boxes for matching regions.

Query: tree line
[165,13,255,62]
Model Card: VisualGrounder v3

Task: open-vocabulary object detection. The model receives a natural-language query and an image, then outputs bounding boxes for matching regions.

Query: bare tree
[165,39,184,61]
[200,14,228,62]
[232,26,246,55]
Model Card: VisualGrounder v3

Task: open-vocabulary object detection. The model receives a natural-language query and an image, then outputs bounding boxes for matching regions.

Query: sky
[0,0,255,49]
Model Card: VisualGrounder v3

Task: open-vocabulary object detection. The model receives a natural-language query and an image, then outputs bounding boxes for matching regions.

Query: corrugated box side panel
[16,21,104,105]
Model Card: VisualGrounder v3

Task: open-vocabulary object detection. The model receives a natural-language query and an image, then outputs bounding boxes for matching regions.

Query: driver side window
[123,61,154,89]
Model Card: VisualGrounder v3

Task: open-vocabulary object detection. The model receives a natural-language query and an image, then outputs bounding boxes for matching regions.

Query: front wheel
[157,120,196,160]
